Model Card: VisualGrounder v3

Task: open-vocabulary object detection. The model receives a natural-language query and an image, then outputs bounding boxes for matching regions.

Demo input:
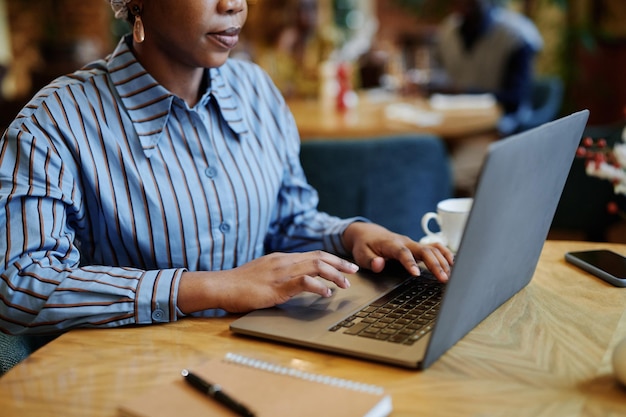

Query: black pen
[181,369,256,417]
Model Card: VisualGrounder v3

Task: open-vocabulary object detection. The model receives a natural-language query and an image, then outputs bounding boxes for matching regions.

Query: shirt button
[219,222,231,233]
[205,167,218,178]
[151,309,165,321]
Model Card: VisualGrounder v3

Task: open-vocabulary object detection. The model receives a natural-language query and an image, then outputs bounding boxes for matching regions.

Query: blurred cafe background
[0,0,625,243]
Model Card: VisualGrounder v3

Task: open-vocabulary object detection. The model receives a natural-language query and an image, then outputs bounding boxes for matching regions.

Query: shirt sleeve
[0,125,185,335]
[261,91,368,257]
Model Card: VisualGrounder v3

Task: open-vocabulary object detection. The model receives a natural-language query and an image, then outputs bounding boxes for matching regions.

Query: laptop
[230,110,590,369]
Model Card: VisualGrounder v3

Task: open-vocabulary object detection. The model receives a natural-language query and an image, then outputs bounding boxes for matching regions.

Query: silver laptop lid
[421,109,589,369]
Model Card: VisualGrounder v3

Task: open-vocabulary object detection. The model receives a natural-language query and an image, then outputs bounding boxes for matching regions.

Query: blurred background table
[287,91,502,142]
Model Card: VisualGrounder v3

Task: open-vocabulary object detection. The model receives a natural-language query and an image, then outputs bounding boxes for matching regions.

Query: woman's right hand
[177,251,359,314]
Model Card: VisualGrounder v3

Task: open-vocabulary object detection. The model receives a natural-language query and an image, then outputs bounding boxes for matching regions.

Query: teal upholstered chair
[517,76,564,133]
[0,334,31,376]
[300,134,453,241]
[0,333,57,376]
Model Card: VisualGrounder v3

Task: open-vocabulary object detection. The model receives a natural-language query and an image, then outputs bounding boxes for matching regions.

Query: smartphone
[565,249,626,287]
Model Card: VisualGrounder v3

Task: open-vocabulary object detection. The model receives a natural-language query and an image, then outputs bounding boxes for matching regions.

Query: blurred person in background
[431,0,543,136]
[250,0,338,98]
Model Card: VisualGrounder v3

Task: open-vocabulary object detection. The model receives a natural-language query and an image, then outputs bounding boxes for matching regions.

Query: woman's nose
[217,0,246,15]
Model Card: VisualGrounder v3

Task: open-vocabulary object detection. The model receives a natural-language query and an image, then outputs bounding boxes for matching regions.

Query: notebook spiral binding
[223,352,385,395]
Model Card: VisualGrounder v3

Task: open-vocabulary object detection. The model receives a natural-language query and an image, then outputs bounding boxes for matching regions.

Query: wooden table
[2,240,626,416]
[287,92,502,141]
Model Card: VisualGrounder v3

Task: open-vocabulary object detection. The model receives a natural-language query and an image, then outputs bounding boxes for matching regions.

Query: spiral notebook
[118,353,392,417]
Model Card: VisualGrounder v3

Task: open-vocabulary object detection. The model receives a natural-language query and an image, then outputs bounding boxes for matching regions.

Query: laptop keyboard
[329,276,445,345]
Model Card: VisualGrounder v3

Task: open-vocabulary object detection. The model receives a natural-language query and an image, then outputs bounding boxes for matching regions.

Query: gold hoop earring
[132,6,145,43]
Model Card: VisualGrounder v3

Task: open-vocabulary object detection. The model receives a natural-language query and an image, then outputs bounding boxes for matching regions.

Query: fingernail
[344,276,351,288]
[350,262,359,272]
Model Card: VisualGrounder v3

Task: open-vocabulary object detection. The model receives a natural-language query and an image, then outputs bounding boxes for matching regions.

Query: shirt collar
[106,36,248,154]
[207,67,249,138]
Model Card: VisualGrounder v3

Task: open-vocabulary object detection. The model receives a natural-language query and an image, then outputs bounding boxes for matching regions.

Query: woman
[0,0,452,335]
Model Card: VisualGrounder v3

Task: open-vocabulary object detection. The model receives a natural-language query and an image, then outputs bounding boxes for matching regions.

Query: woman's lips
[208,27,241,49]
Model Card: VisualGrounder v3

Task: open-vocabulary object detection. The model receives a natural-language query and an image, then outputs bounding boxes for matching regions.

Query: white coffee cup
[421,198,473,252]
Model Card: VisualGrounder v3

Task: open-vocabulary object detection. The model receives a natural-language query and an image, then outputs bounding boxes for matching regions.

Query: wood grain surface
[1,241,625,417]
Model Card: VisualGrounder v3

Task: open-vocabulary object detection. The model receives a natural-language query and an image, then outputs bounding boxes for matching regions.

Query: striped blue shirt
[0,36,354,334]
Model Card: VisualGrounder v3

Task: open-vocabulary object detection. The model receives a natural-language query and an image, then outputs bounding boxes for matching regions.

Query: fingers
[430,242,455,265]
[417,243,453,283]
[286,251,358,291]
[352,237,421,275]
[390,246,423,276]
[283,274,344,298]
[351,234,453,283]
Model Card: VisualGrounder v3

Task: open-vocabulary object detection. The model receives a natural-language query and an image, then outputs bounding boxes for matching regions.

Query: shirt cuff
[324,216,371,257]
[135,268,185,324]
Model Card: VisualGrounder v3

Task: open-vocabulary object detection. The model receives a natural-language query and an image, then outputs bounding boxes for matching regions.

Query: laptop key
[389,334,409,343]
[343,322,371,335]
[331,276,444,344]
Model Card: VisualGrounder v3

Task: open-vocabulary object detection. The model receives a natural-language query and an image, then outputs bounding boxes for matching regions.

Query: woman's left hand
[342,222,454,282]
